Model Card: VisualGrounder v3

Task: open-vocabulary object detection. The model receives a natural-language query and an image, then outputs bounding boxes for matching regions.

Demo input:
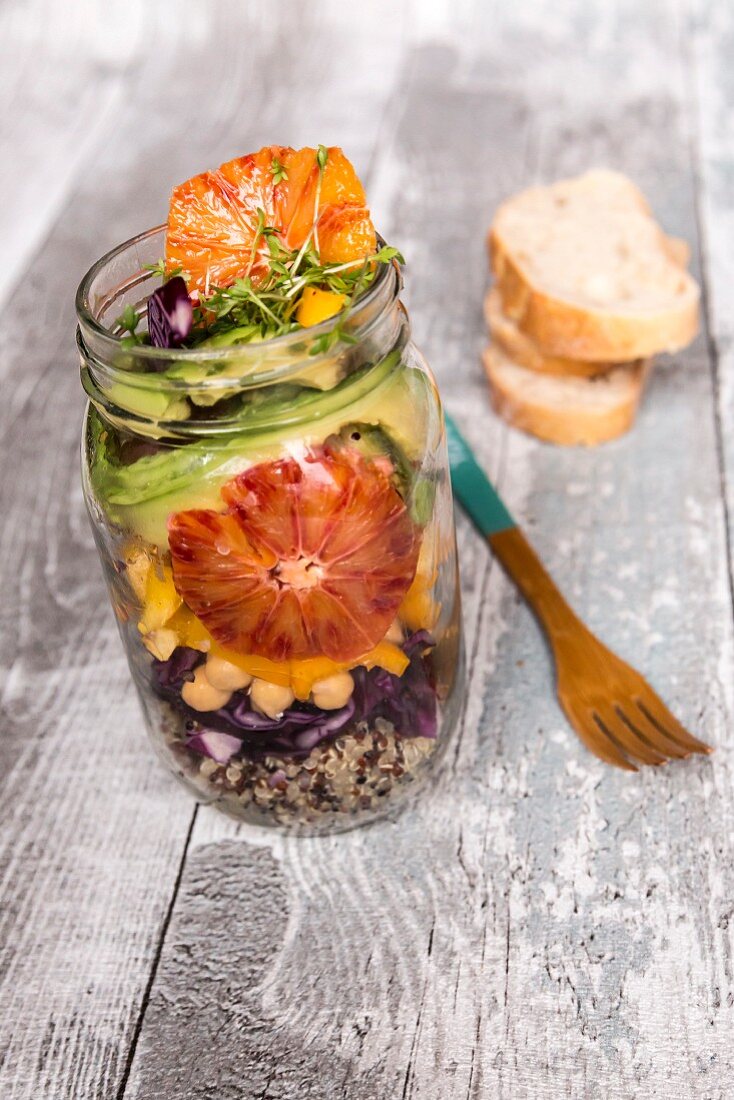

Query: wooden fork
[445,413,711,770]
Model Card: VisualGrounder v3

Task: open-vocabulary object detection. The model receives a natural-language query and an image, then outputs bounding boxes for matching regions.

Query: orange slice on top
[167,445,419,663]
[166,145,376,296]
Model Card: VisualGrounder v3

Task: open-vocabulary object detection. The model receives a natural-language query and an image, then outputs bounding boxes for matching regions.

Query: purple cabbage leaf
[147,276,193,348]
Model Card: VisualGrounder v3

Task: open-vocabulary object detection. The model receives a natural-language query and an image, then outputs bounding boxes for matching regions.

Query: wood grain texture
[2,1,734,1098]
[689,0,734,593]
[0,0,151,308]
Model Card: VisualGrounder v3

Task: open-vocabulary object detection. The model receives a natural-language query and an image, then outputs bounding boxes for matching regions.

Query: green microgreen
[144,260,182,280]
[271,156,288,185]
[244,207,268,279]
[178,234,402,350]
[308,317,359,357]
[312,147,328,258]
[374,245,405,266]
[117,304,139,333]
[114,303,147,347]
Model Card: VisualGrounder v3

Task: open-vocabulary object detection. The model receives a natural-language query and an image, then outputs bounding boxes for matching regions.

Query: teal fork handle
[444,411,515,537]
[444,410,580,633]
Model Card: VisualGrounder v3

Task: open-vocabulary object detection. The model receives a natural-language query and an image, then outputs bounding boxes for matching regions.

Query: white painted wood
[689,0,734,586]
[3,1,734,1098]
[0,0,149,308]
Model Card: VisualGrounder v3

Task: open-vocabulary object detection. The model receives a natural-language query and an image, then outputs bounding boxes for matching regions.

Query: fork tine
[597,706,670,766]
[619,703,690,760]
[636,694,712,756]
[560,697,638,771]
[591,711,642,771]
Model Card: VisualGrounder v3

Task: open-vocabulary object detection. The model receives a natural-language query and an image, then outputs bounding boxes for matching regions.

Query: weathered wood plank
[0,3,407,1098]
[123,2,734,1098]
[0,0,150,309]
[690,0,734,591]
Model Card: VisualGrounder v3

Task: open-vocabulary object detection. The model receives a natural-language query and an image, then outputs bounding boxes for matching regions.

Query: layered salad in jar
[81,145,462,829]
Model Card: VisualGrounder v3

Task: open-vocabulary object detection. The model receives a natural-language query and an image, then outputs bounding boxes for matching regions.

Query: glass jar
[76,226,463,833]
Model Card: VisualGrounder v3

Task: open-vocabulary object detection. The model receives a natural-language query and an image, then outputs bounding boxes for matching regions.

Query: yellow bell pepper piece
[296,287,347,327]
[145,601,412,694]
[216,636,412,696]
[139,564,182,633]
[287,643,409,698]
[142,628,179,661]
[359,641,409,676]
[399,571,440,632]
[166,605,212,651]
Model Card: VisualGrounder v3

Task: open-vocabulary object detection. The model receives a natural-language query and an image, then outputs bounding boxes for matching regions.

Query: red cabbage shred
[147,275,193,348]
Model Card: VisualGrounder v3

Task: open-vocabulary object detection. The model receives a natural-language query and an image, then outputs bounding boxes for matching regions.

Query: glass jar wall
[77,227,463,832]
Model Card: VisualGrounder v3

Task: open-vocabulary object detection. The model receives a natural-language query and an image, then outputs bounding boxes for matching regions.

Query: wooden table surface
[2,0,734,1096]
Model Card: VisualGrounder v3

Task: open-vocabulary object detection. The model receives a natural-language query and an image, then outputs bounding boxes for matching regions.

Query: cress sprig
[190,238,403,352]
[116,241,403,352]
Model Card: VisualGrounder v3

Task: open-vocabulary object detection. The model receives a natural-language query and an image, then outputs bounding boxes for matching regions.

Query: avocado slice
[88,351,439,547]
[330,422,414,486]
[107,381,190,422]
[166,327,343,396]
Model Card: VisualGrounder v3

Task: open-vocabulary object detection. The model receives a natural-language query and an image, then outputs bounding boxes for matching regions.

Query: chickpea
[250,678,295,719]
[205,655,253,692]
[311,671,355,711]
[181,666,232,712]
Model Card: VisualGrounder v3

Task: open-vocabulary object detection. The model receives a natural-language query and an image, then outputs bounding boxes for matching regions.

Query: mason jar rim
[75,223,398,375]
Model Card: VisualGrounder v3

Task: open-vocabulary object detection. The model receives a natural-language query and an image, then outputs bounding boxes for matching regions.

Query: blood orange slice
[166,145,376,296]
[168,446,419,662]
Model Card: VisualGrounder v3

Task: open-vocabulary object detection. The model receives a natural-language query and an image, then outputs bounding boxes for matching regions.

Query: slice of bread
[482,343,650,446]
[485,288,620,377]
[489,170,699,361]
[665,236,691,269]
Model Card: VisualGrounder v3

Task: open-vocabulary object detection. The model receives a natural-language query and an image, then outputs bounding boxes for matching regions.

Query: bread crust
[489,232,700,362]
[482,344,650,446]
[665,236,691,268]
[484,288,620,377]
